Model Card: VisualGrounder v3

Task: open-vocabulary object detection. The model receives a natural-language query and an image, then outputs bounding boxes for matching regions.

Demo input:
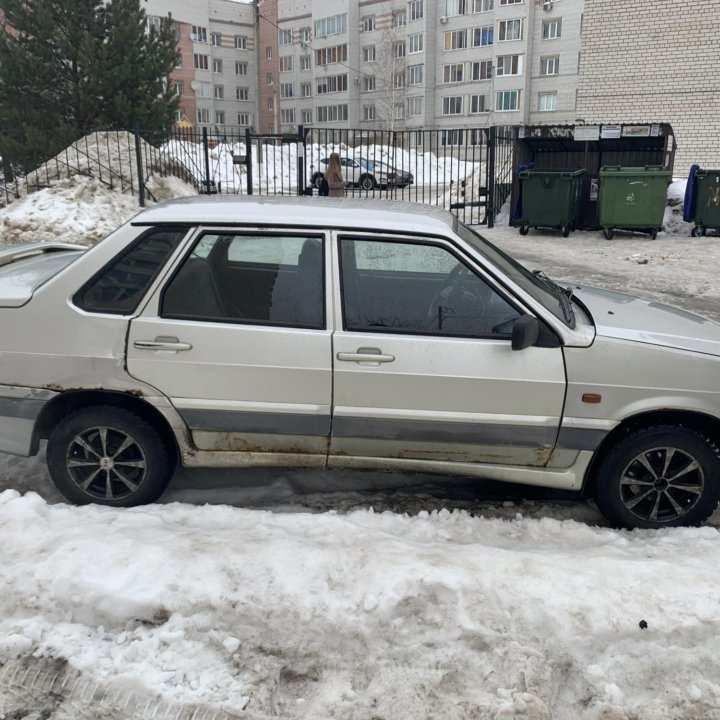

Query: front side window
[162,234,325,328]
[339,238,519,338]
[75,228,187,314]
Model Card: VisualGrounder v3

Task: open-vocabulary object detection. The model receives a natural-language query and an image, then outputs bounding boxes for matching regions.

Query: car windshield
[456,221,576,328]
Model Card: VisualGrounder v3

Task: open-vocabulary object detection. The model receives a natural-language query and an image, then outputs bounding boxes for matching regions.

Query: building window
[362,15,376,32]
[363,76,376,91]
[394,103,405,119]
[407,64,424,85]
[267,97,274,111]
[393,10,407,26]
[499,0,523,4]
[300,27,311,43]
[267,73,273,85]
[496,54,522,76]
[212,58,223,74]
[280,55,294,72]
[191,25,207,43]
[280,82,294,98]
[194,53,209,70]
[266,47,272,60]
[279,28,293,45]
[238,113,252,126]
[316,104,349,123]
[408,32,424,53]
[409,0,424,22]
[444,30,467,50]
[215,110,225,124]
[363,105,376,121]
[235,35,247,49]
[445,0,466,16]
[196,81,211,98]
[314,14,347,38]
[442,96,463,115]
[214,84,224,99]
[541,55,559,76]
[197,108,210,123]
[316,74,348,94]
[441,130,464,146]
[174,110,184,123]
[211,32,222,47]
[394,71,405,88]
[496,89,519,111]
[470,93,490,112]
[301,82,312,97]
[301,109,313,124]
[471,60,492,80]
[175,81,184,96]
[281,108,295,124]
[542,19,562,39]
[300,55,311,70]
[363,45,376,62]
[473,25,494,46]
[235,61,248,75]
[236,86,249,100]
[473,0,493,11]
[498,19,522,41]
[408,96,423,116]
[394,41,407,58]
[443,63,464,83]
[539,92,557,111]
[315,44,348,66]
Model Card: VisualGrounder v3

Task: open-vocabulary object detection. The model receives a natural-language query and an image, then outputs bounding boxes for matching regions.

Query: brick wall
[577,0,720,175]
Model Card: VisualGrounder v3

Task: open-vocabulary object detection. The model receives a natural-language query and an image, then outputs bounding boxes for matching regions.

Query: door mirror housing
[511,315,540,351]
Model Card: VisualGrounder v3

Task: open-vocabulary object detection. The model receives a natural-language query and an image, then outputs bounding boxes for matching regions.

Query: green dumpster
[691,169,720,237]
[598,166,671,240]
[518,169,585,237]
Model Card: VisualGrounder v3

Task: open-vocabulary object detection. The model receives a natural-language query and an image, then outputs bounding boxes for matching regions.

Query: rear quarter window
[74,227,188,314]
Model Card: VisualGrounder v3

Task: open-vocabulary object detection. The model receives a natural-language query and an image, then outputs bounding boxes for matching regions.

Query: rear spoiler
[0,242,86,268]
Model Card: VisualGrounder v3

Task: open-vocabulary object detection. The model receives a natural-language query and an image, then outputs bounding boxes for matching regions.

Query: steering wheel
[426,263,485,330]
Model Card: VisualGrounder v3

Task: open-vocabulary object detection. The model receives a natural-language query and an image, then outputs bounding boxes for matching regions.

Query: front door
[330,234,567,466]
[126,229,331,461]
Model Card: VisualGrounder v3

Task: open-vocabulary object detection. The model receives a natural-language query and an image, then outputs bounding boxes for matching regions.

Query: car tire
[312,173,325,189]
[561,224,570,238]
[593,425,720,529]
[47,406,172,507]
[359,174,376,191]
[519,224,529,235]
[603,227,614,240]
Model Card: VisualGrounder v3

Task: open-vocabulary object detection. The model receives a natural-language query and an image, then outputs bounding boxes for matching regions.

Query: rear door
[330,233,567,466]
[126,228,332,461]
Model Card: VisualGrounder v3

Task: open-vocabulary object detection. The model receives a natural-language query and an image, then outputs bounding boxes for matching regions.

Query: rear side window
[74,228,188,314]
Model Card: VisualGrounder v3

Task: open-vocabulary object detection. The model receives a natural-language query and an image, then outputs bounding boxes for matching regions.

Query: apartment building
[577,0,720,174]
[145,0,258,131]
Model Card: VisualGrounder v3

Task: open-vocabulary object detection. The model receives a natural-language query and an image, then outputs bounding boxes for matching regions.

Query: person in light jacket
[326,153,347,198]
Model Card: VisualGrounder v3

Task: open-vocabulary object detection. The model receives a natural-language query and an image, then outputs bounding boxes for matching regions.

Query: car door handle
[336,349,395,363]
[133,336,193,351]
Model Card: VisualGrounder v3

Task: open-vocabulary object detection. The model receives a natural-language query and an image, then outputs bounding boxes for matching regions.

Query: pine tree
[0,0,178,174]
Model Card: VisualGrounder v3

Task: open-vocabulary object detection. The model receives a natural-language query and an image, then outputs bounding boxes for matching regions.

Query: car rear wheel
[312,173,325,189]
[593,425,720,529]
[359,174,376,191]
[47,406,171,507]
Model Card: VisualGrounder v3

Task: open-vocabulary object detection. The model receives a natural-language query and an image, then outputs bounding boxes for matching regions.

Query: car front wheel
[359,174,376,191]
[593,425,720,529]
[47,406,171,507]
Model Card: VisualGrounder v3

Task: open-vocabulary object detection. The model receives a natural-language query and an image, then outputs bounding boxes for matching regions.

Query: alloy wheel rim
[65,426,147,500]
[619,446,704,523]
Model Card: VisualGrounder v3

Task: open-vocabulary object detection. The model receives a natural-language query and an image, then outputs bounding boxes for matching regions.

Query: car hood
[574,285,720,356]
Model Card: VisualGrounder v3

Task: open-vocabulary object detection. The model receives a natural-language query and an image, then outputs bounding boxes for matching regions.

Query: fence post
[297,124,305,195]
[245,128,253,195]
[202,127,211,193]
[486,127,495,229]
[134,124,145,208]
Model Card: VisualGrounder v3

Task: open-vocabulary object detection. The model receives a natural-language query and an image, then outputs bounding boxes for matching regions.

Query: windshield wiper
[533,270,576,328]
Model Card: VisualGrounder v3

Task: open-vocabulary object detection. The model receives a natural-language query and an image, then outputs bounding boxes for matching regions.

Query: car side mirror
[511,315,540,351]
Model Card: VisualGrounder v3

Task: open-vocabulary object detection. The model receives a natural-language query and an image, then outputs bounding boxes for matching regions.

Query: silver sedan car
[1,197,719,529]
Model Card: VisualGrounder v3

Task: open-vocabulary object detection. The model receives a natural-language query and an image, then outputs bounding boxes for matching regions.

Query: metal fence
[1,125,513,226]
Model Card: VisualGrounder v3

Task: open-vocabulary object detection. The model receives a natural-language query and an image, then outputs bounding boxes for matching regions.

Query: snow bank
[1,490,720,719]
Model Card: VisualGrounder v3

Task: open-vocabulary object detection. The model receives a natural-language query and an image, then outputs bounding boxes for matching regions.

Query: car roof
[132,196,457,234]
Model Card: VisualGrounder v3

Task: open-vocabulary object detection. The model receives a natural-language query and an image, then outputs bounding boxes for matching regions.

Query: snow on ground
[3,177,720,718]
